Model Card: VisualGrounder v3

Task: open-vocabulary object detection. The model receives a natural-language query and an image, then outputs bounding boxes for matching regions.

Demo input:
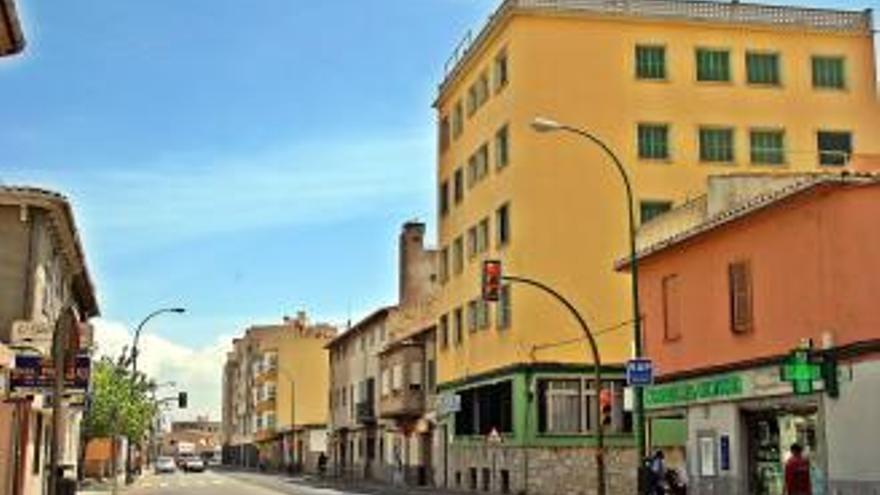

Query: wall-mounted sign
[645,375,744,409]
[436,392,461,416]
[10,320,53,347]
[9,355,90,392]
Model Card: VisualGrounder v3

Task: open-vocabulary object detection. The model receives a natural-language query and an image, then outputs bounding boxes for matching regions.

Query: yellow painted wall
[435,10,880,383]
[275,335,332,428]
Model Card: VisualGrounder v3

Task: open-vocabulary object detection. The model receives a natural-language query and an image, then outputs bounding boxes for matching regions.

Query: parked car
[183,458,205,473]
[155,457,176,474]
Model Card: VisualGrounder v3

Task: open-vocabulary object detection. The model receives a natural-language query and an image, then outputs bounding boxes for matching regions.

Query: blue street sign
[626,358,654,386]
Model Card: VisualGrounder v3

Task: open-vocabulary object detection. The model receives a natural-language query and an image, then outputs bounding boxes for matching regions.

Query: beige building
[222,313,335,472]
[0,187,100,495]
[0,0,25,57]
[328,222,441,485]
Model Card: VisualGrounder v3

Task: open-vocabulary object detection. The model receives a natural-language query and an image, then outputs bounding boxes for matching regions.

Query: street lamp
[126,307,185,483]
[530,116,647,459]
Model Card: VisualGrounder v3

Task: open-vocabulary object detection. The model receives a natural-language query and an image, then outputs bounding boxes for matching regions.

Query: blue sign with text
[626,358,654,386]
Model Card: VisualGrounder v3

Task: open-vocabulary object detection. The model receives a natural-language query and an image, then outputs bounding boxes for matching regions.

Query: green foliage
[83,357,158,441]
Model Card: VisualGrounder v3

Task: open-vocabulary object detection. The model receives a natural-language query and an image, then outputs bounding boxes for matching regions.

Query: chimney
[399,221,426,305]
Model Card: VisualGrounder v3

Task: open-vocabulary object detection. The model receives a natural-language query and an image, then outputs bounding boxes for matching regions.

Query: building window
[455,381,513,435]
[640,200,672,224]
[439,247,449,283]
[750,130,785,165]
[468,144,490,188]
[467,299,479,333]
[496,203,510,247]
[817,131,852,166]
[453,307,464,345]
[812,56,845,89]
[439,116,450,153]
[494,51,508,91]
[439,181,450,217]
[409,362,423,391]
[497,284,511,330]
[454,168,464,204]
[661,274,681,341]
[746,52,780,85]
[699,127,735,163]
[453,236,464,274]
[477,300,490,330]
[635,45,666,80]
[477,217,490,255]
[542,379,584,433]
[392,365,403,392]
[728,260,753,333]
[439,314,449,349]
[477,72,489,107]
[467,226,478,259]
[453,100,464,138]
[696,48,731,82]
[637,124,669,160]
[466,86,478,116]
[495,125,510,169]
[381,369,391,396]
[427,359,436,391]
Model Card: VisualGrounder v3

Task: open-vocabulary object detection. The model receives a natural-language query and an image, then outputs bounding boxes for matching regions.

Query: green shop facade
[433,363,638,495]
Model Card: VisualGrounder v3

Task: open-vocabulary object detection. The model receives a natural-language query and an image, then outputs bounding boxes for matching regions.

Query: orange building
[619,171,880,493]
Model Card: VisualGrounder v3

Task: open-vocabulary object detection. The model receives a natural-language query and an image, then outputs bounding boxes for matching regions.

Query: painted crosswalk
[137,476,225,489]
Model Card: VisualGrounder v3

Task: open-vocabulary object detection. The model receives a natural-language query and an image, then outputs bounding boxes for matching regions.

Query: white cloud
[90,317,232,423]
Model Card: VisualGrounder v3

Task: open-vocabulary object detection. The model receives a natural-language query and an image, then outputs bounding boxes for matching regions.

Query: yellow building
[221,313,336,473]
[432,0,879,493]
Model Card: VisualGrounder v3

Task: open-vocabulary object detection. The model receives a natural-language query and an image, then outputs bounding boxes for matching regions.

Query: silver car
[155,457,176,474]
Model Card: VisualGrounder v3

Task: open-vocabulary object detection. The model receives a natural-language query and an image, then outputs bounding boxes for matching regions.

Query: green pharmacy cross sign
[780,349,822,395]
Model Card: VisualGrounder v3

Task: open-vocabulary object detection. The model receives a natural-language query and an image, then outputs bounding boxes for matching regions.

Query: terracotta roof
[0,0,25,56]
[616,172,880,270]
[0,186,99,317]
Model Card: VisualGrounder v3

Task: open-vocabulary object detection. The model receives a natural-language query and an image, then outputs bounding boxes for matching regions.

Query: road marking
[159,482,168,488]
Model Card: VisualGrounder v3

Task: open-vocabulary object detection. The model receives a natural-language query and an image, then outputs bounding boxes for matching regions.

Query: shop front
[645,364,831,495]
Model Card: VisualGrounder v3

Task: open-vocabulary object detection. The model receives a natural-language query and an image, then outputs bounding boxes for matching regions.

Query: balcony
[380,388,425,419]
[378,341,427,419]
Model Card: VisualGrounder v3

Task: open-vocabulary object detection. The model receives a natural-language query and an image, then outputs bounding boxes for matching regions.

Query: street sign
[436,392,461,416]
[487,427,503,444]
[9,355,90,392]
[626,358,654,386]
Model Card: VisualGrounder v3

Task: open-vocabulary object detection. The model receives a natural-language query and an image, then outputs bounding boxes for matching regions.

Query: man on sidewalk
[784,443,811,495]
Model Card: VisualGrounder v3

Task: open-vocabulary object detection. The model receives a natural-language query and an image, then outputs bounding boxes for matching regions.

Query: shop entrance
[744,405,819,495]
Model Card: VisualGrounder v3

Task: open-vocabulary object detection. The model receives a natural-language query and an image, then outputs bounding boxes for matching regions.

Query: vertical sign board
[720,435,730,471]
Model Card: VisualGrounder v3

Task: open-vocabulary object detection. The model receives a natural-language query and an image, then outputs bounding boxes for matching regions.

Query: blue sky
[1,0,876,418]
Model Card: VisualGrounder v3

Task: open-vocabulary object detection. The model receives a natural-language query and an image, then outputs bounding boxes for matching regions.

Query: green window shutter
[700,128,735,162]
[746,53,780,85]
[636,45,666,80]
[637,124,669,160]
[750,130,785,165]
[697,49,731,82]
[813,56,845,89]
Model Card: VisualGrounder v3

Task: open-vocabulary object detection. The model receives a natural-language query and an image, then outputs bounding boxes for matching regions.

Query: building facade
[221,313,335,473]
[378,222,439,487]
[0,187,100,495]
[433,0,879,493]
[622,172,880,493]
[327,307,394,481]
[0,0,25,57]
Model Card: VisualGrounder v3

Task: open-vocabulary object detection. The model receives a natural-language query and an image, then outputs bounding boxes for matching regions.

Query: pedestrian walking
[784,443,812,495]
[650,450,667,495]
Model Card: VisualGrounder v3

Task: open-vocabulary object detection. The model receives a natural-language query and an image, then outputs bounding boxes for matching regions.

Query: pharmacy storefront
[644,361,831,495]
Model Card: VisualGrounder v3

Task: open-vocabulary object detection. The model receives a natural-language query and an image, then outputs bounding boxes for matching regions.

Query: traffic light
[482,260,503,302]
[599,388,613,428]
[178,392,188,409]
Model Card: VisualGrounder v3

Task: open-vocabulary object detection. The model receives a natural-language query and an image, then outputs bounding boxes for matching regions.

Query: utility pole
[48,305,75,495]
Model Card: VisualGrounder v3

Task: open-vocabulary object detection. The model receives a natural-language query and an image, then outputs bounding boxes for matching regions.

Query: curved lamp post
[530,117,647,460]
[126,307,185,483]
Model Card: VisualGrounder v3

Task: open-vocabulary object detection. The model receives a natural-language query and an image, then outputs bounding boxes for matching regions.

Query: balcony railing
[356,401,376,424]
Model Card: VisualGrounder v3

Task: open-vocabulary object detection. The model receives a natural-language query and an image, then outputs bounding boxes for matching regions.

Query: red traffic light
[599,388,613,426]
[482,260,503,302]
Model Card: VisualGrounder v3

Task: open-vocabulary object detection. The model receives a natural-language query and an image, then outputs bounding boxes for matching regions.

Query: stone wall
[443,443,637,495]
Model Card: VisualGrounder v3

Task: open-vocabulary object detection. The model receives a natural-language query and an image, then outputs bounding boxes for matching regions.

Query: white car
[183,458,205,473]
[155,457,176,474]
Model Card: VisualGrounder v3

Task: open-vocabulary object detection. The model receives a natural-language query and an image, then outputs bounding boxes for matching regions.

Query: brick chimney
[399,221,428,306]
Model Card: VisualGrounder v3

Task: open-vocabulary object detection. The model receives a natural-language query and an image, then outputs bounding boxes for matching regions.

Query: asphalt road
[124,470,371,495]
